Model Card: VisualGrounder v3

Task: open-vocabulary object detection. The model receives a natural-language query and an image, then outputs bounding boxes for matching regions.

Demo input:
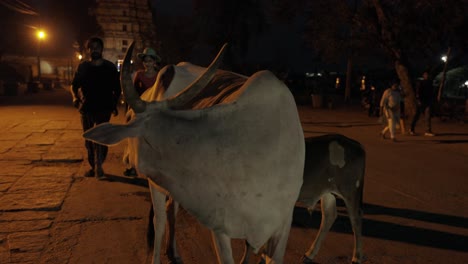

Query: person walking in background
[398,84,406,134]
[366,82,380,117]
[132,47,161,96]
[379,80,402,142]
[71,37,121,179]
[123,47,161,177]
[409,71,435,136]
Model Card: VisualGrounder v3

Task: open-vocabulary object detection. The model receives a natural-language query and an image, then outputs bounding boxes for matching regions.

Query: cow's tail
[147,205,155,251]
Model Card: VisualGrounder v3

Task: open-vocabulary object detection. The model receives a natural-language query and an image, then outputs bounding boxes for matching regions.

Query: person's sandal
[96,167,106,180]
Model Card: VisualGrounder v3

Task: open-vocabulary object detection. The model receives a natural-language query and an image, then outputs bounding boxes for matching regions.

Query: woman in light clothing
[380,80,401,142]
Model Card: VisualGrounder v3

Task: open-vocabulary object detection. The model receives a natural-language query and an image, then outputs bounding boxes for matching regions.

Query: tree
[302,0,468,119]
[362,0,468,118]
[303,0,360,102]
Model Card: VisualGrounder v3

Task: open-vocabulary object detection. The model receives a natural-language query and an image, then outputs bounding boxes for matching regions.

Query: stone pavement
[0,88,467,263]
[0,89,141,264]
[0,90,85,263]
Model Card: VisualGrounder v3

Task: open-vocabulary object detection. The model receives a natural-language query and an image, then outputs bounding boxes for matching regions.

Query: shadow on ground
[292,201,468,252]
[102,174,149,188]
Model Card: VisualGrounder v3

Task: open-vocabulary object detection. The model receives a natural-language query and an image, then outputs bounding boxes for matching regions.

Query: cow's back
[298,134,365,204]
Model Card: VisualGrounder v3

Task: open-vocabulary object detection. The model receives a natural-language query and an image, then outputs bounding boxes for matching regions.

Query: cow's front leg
[165,198,183,263]
[263,214,293,264]
[240,241,252,264]
[149,183,167,264]
[211,231,235,264]
[240,241,267,264]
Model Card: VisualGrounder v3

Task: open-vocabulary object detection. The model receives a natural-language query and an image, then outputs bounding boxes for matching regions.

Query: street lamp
[437,47,451,102]
[36,29,46,83]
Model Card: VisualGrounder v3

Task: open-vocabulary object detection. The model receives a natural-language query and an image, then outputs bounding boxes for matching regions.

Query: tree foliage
[367,0,467,117]
[359,0,467,71]
[300,0,468,116]
[303,0,357,63]
[302,0,467,72]
[147,0,467,115]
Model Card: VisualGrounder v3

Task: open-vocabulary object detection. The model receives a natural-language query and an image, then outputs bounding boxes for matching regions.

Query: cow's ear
[83,122,138,146]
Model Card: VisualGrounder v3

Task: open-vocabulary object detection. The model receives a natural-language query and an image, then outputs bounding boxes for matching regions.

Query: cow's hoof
[301,255,318,264]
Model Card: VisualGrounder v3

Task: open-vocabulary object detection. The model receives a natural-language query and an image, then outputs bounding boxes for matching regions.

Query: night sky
[0,0,93,57]
[0,0,315,72]
[0,0,198,57]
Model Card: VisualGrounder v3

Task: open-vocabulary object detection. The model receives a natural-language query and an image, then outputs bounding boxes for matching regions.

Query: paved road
[0,88,467,264]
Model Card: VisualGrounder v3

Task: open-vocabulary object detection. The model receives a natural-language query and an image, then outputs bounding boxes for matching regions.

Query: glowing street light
[37,30,46,40]
[36,29,46,83]
[441,55,447,62]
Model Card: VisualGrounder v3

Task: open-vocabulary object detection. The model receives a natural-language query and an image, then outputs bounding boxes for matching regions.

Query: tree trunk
[394,61,416,120]
[371,0,417,120]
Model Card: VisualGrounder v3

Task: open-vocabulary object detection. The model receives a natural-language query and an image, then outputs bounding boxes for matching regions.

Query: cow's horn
[121,41,146,113]
[167,43,228,109]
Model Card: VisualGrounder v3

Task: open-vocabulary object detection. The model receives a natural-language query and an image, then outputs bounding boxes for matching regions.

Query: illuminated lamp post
[36,29,46,83]
[437,47,451,102]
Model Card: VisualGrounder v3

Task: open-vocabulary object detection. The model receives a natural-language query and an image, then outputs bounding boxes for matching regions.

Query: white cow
[241,134,365,264]
[146,134,365,264]
[83,42,305,264]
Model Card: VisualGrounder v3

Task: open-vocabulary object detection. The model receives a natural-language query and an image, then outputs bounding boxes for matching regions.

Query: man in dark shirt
[409,71,435,136]
[71,37,121,179]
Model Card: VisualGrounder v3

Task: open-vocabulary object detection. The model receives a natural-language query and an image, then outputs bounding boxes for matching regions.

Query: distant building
[0,0,158,91]
[1,54,77,85]
[93,0,158,68]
